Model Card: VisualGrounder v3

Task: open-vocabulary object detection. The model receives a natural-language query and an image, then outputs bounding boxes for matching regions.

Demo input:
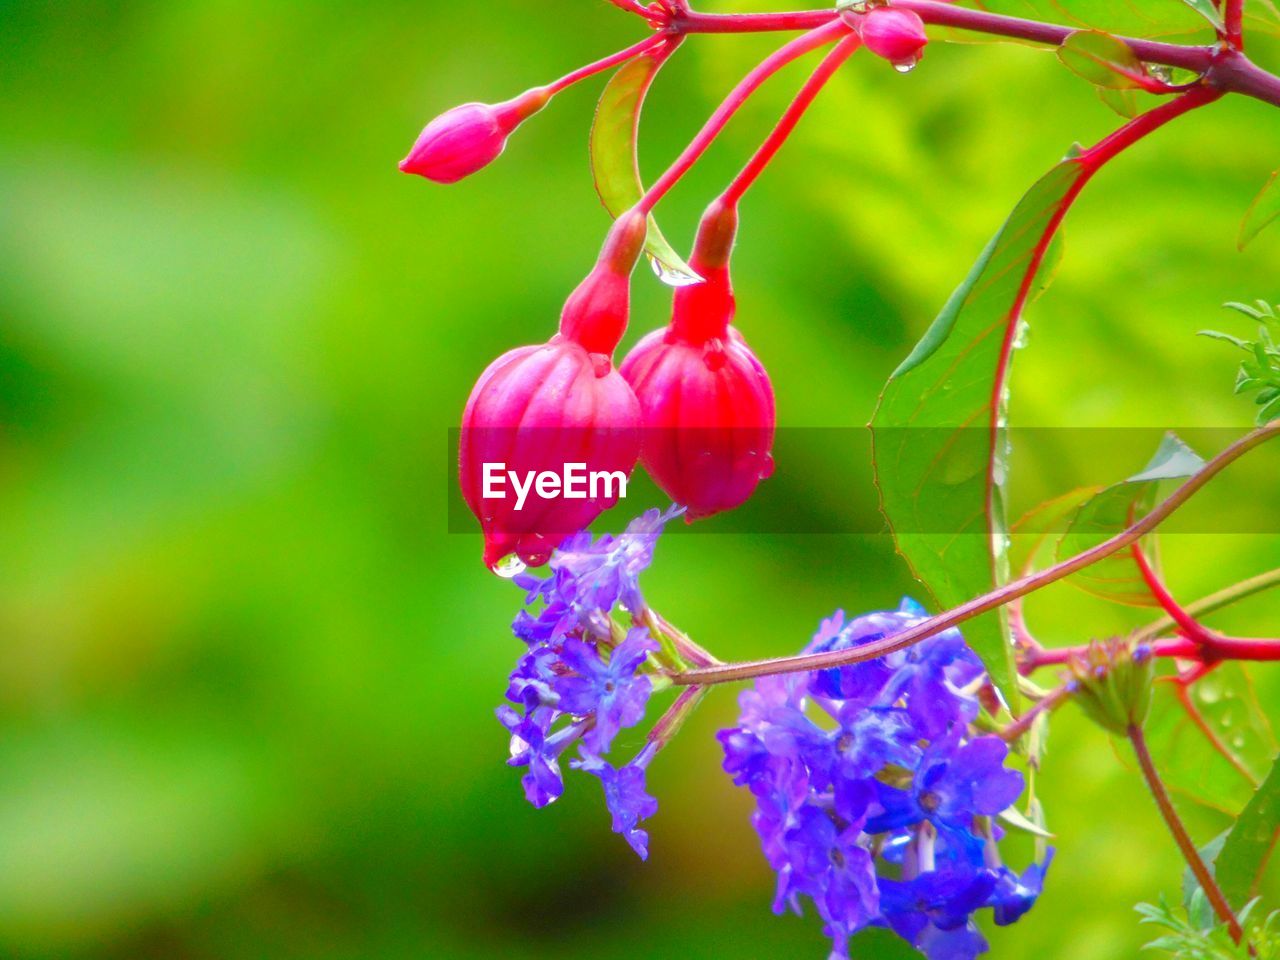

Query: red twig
[545,33,671,96]
[720,34,862,206]
[1131,542,1216,644]
[636,20,850,215]
[1129,724,1244,943]
[672,424,1280,687]
[999,683,1072,742]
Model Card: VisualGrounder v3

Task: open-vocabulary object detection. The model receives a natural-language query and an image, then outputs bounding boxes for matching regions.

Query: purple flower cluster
[719,598,1052,960]
[497,507,681,858]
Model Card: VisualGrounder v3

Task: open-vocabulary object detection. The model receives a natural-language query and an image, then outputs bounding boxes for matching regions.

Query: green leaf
[1055,433,1205,606]
[1238,170,1280,251]
[589,43,699,284]
[1058,30,1154,90]
[1218,758,1280,910]
[1143,662,1278,814]
[1181,0,1226,31]
[1098,86,1141,119]
[870,157,1083,706]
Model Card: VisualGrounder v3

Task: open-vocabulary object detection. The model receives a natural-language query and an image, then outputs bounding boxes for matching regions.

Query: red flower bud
[460,337,642,571]
[856,8,928,70]
[459,211,648,571]
[400,89,549,184]
[620,202,776,520]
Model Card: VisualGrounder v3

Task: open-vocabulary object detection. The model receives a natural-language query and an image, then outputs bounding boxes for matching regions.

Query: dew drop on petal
[892,56,919,74]
[591,352,613,378]
[491,553,527,579]
[760,453,776,480]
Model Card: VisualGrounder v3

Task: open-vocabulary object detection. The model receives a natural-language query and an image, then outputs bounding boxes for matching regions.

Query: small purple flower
[555,627,659,754]
[989,850,1054,926]
[774,807,879,951]
[550,505,683,616]
[573,748,659,859]
[869,730,1023,835]
[719,599,1043,960]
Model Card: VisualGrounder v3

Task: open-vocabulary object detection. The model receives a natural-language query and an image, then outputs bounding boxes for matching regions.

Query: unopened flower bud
[559,209,648,354]
[1066,638,1154,735]
[620,201,776,519]
[854,7,928,70]
[400,88,550,184]
[460,337,641,571]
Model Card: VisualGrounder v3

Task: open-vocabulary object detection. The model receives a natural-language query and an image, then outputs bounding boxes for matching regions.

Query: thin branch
[1132,542,1215,643]
[1129,723,1245,943]
[670,423,1280,686]
[637,20,850,215]
[1133,567,1280,646]
[720,34,862,206]
[669,3,1280,109]
[999,682,1072,742]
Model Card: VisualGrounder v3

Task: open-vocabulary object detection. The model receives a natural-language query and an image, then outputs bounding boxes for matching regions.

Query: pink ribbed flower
[621,202,776,520]
[460,337,642,569]
[856,7,928,69]
[400,89,548,184]
[459,213,648,570]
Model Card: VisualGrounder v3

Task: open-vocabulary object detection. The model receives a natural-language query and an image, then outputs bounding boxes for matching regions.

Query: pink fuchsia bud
[400,88,550,184]
[855,7,928,70]
[558,209,648,354]
[620,202,776,520]
[460,336,642,571]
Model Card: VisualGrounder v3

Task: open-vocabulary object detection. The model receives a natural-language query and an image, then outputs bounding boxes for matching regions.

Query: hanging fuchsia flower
[621,200,776,519]
[459,213,648,570]
[400,88,549,183]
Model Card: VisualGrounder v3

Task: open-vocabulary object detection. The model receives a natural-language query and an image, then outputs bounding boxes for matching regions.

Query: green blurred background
[3,1,1280,957]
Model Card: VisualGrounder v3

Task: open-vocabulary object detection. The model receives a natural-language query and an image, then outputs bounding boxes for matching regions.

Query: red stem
[1132,541,1214,643]
[670,4,1280,109]
[981,88,1217,646]
[1129,724,1244,943]
[636,20,850,215]
[1225,0,1244,48]
[671,424,1280,687]
[1024,634,1280,670]
[999,683,1072,742]
[545,33,669,95]
[720,34,862,207]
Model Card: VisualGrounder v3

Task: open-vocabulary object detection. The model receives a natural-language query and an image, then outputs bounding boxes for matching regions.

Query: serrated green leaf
[1217,758,1280,910]
[590,43,699,284]
[870,158,1086,707]
[1239,170,1280,250]
[1058,30,1154,90]
[1055,433,1205,605]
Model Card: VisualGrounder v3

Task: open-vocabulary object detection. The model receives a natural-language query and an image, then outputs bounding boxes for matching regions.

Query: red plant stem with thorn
[1129,723,1245,943]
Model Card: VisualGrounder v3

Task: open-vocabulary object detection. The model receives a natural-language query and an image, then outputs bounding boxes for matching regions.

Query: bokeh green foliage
[1,1,1279,957]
